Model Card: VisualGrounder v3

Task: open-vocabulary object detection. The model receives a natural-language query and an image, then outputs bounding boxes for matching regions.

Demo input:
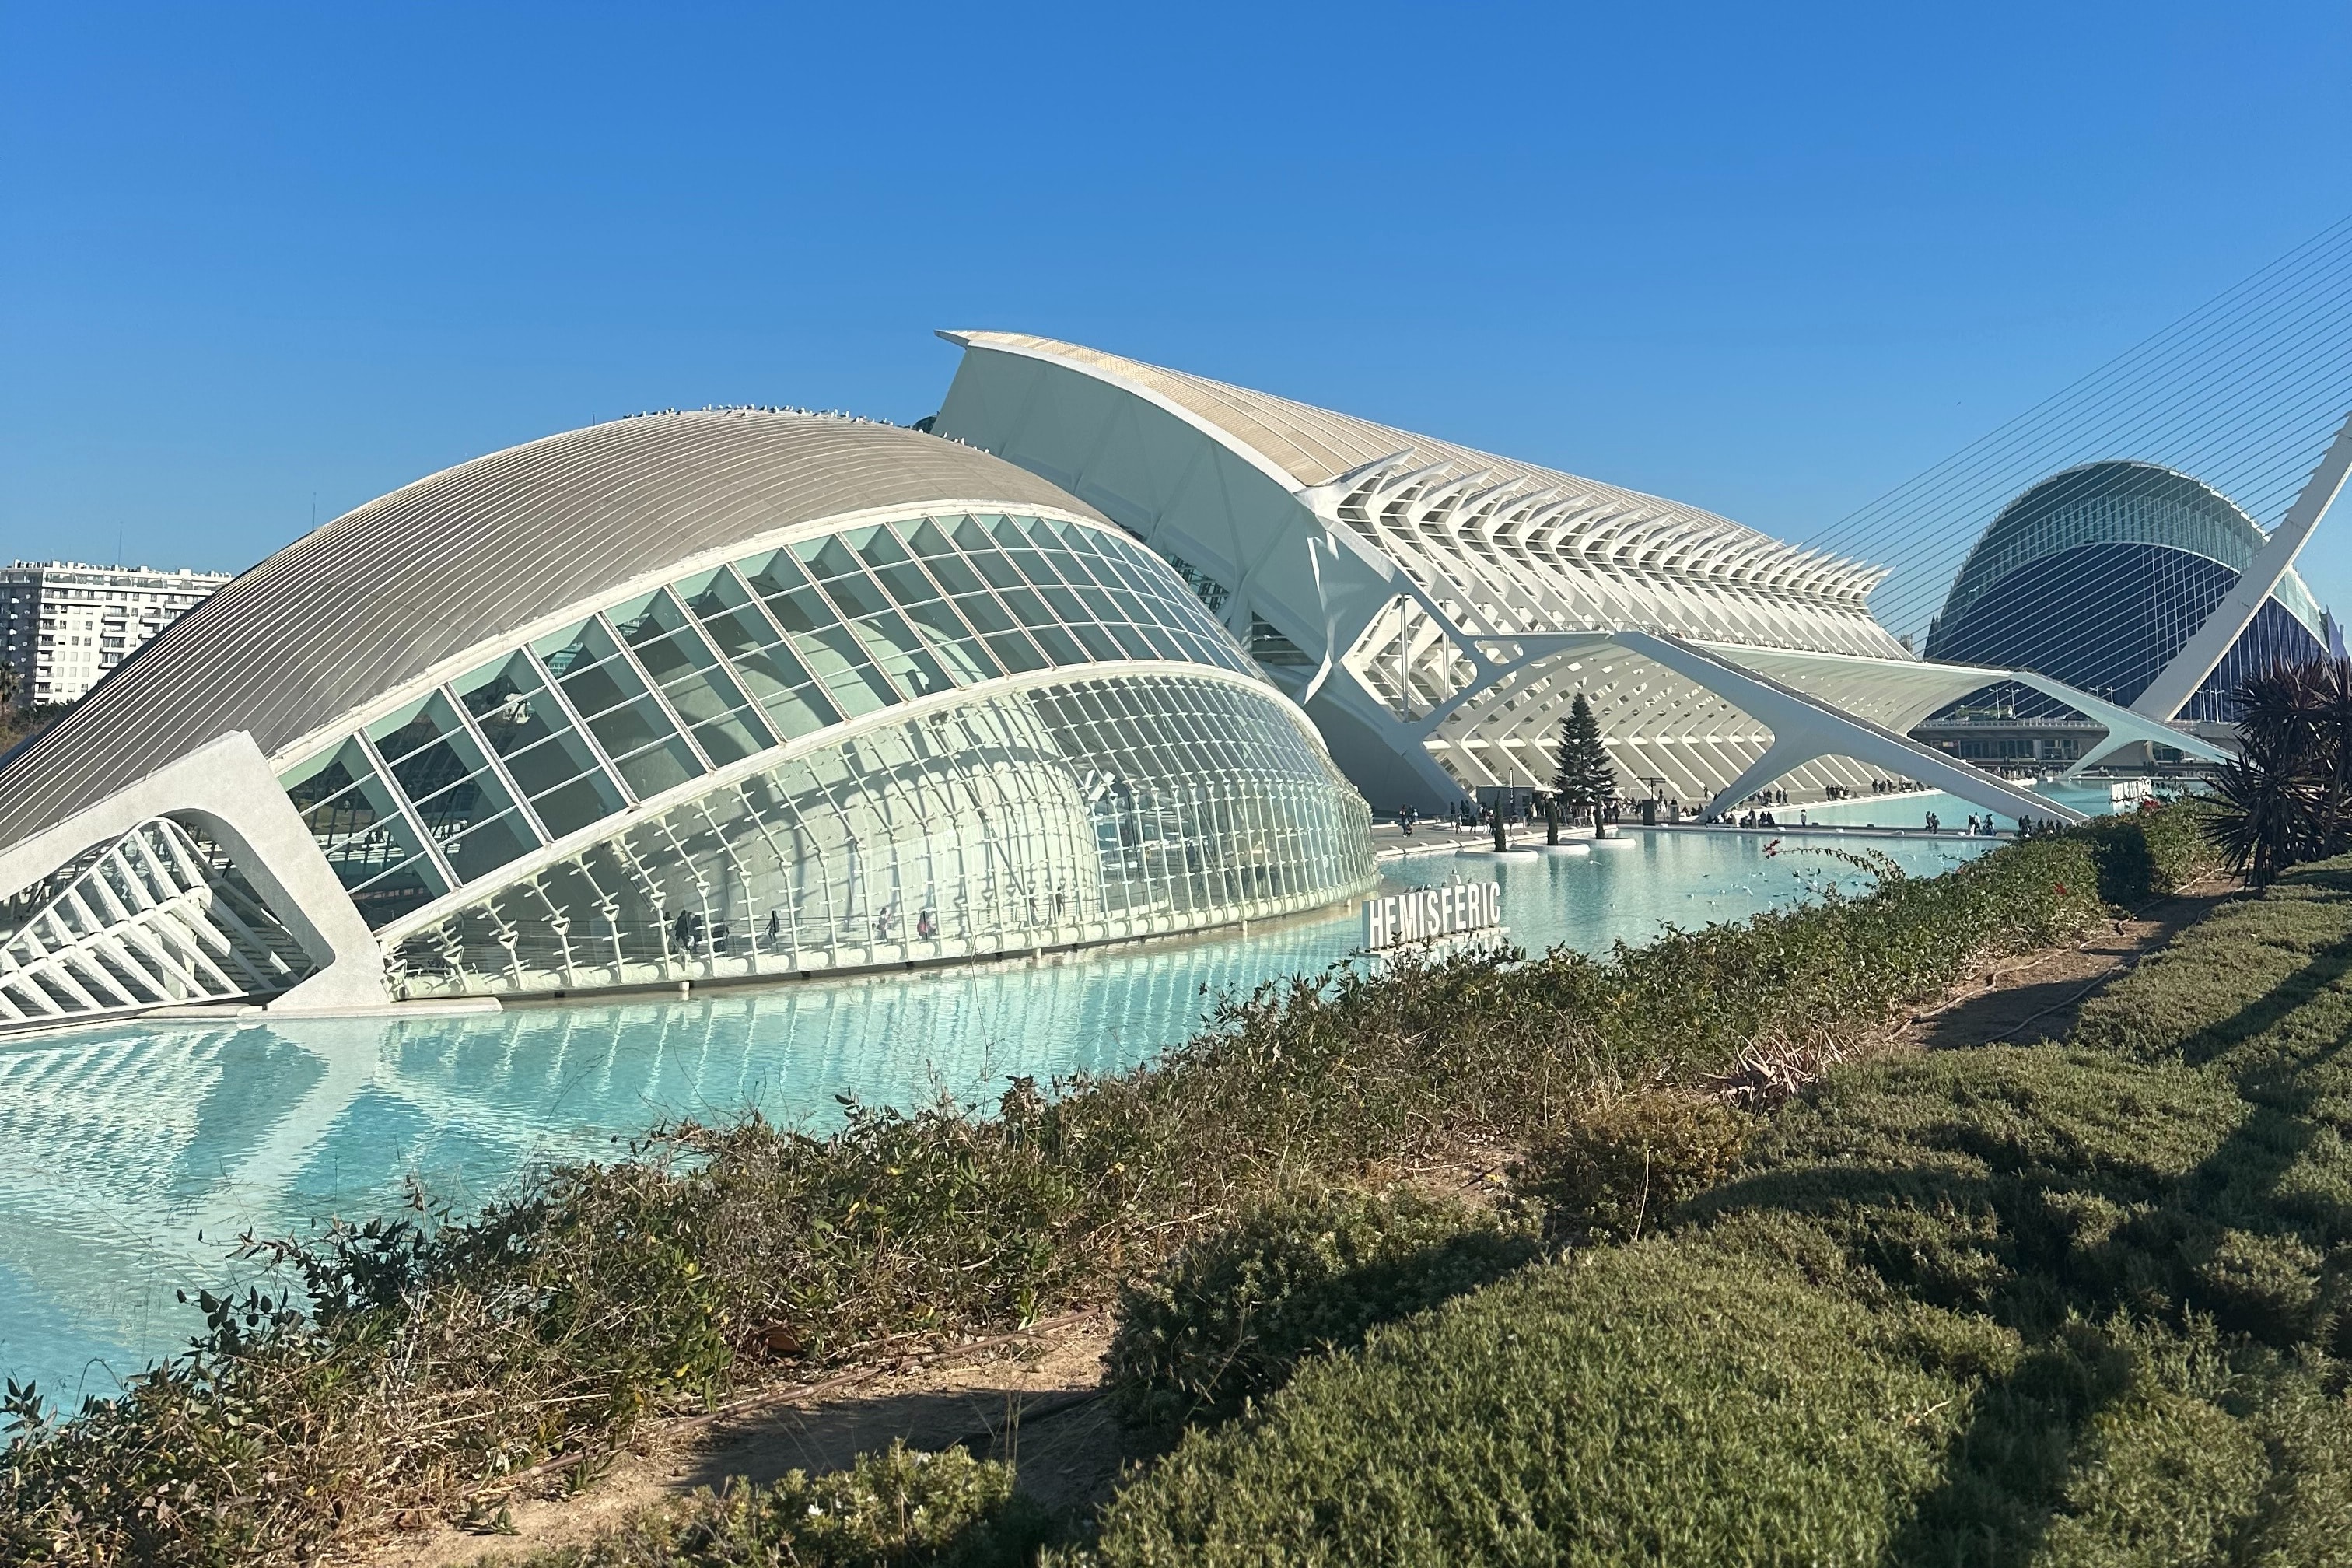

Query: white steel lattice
[0,818,313,1028]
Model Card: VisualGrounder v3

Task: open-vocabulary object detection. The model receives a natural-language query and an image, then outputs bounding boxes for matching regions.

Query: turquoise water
[1795,782,2131,832]
[0,828,1993,1406]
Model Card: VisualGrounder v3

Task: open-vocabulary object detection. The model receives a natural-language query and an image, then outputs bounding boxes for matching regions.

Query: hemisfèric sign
[1360,880,1500,952]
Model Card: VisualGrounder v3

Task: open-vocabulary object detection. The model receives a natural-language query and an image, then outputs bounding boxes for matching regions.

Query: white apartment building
[1,561,233,707]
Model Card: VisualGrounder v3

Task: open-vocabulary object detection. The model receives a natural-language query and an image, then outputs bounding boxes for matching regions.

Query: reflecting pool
[1797,782,2136,831]
[0,827,1993,1405]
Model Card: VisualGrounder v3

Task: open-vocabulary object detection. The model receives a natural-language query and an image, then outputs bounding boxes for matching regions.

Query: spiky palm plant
[2206,656,2352,884]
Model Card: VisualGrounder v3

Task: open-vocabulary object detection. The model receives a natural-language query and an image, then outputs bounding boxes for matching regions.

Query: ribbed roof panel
[943,331,1882,597]
[0,412,1102,848]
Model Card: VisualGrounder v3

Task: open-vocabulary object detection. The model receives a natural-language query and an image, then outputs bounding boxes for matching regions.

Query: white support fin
[2133,411,2352,722]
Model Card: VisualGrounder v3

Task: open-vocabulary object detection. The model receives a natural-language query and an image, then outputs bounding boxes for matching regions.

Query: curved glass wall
[1925,460,2335,726]
[386,673,1373,999]
[278,511,1265,933]
[1930,460,2326,641]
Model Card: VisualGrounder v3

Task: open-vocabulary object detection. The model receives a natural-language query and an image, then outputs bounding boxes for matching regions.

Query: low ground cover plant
[1104,1188,1539,1433]
[1077,842,2352,1566]
[0,808,2210,1565]
[492,1443,1048,1568]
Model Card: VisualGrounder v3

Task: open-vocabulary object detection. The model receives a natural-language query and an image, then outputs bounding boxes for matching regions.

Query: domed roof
[0,411,1103,848]
[1928,459,2324,651]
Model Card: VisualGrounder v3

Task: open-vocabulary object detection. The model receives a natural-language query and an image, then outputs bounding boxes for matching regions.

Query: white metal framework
[932,333,2229,821]
[0,817,312,1027]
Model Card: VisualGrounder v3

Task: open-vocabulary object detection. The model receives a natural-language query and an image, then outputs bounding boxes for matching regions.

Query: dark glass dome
[1924,460,2329,722]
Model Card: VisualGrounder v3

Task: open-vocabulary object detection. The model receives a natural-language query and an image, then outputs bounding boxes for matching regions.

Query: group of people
[1396,796,1629,836]
[659,899,960,958]
[1820,777,1923,801]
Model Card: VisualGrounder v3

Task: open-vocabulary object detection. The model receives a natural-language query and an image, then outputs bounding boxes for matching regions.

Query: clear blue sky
[5,3,2351,609]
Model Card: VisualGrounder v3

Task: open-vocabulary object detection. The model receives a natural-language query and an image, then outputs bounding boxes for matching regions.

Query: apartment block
[0,561,233,706]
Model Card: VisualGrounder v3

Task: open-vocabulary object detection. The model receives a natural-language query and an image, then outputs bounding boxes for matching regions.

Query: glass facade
[385,674,1371,999]
[273,509,1372,999]
[1926,463,2332,723]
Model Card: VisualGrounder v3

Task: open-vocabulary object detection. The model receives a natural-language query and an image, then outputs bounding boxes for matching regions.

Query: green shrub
[1079,848,2352,1568]
[1514,1090,1752,1243]
[1104,1188,1539,1433]
[1080,1242,2017,1566]
[1688,1044,2246,1323]
[493,1441,1049,1566]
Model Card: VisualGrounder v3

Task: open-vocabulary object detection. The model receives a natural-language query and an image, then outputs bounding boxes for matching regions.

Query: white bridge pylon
[2127,409,2352,728]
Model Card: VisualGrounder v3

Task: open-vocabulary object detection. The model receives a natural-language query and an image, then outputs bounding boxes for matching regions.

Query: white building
[0,414,1372,1031]
[1,562,232,707]
[930,332,2237,822]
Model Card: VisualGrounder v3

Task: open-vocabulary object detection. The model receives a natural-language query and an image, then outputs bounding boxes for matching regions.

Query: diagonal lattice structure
[0,817,313,1027]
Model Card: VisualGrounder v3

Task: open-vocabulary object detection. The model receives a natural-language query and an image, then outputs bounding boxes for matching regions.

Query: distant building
[1911,460,2338,765]
[0,561,233,707]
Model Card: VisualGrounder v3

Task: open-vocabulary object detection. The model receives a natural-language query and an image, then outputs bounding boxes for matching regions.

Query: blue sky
[5,3,2351,609]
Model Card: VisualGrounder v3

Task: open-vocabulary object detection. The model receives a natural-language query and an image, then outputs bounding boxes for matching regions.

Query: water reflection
[0,828,1990,1403]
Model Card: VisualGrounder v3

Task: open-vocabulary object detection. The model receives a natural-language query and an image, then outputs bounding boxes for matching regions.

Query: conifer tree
[1552,692,1614,826]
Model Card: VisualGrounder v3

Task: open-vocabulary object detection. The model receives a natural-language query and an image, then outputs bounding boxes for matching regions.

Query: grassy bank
[0,811,2207,1565]
[1083,838,2352,1565]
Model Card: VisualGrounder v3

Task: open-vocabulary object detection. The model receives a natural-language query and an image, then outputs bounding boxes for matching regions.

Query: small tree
[1552,692,1614,827]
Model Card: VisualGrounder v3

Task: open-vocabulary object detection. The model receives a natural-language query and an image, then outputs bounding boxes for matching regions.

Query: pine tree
[1552,692,1614,826]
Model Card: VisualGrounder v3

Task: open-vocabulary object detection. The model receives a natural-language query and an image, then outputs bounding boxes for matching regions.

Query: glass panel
[813,567,892,622]
[794,627,898,716]
[534,618,706,797]
[985,513,1066,586]
[453,651,624,830]
[439,808,538,881]
[946,587,1047,672]
[365,693,458,767]
[343,862,448,927]
[1038,584,1091,626]
[740,550,898,716]
[982,631,1050,675]
[682,567,842,740]
[793,534,868,583]
[405,771,523,856]
[853,526,915,570]
[898,597,1000,684]
[854,525,945,607]
[905,523,986,595]
[738,548,816,601]
[528,769,626,839]
[281,738,443,909]
[845,611,954,699]
[613,733,704,799]
[992,583,1089,665]
[1066,618,1125,663]
[1100,619,1161,661]
[366,693,526,848]
[611,589,776,766]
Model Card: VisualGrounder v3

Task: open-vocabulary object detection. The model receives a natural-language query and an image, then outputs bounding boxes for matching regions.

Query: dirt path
[369,1311,1136,1567]
[1898,874,2240,1051]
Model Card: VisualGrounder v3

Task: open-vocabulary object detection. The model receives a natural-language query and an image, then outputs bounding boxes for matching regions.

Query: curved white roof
[941,331,1891,616]
[0,411,1101,849]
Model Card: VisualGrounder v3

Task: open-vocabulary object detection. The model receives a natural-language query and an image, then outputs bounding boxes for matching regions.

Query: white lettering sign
[1361,880,1501,951]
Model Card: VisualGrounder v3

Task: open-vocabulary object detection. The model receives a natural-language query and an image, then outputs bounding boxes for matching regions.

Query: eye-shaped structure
[0,411,1374,1029]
